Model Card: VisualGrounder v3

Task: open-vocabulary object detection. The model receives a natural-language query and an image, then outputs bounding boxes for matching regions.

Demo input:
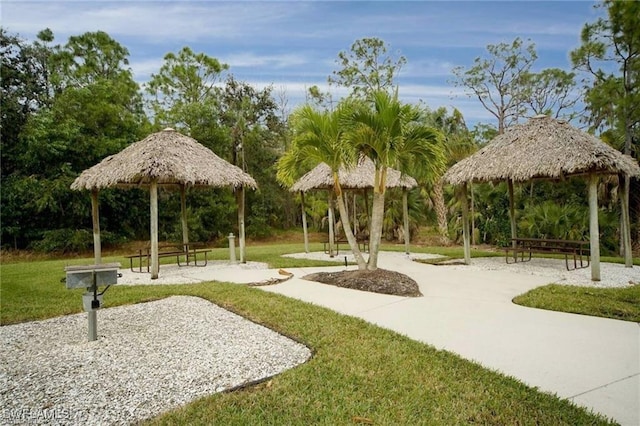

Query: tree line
[1,0,638,254]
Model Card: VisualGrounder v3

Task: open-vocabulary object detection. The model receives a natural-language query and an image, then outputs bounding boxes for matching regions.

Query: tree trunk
[328,192,336,257]
[91,190,101,264]
[403,189,410,254]
[334,186,367,269]
[300,191,309,253]
[367,190,386,270]
[433,178,449,244]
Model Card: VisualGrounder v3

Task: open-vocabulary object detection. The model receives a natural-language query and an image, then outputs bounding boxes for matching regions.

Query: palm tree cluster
[277,90,446,270]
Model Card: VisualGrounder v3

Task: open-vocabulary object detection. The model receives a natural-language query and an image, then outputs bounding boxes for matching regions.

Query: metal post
[88,273,97,341]
[228,233,236,263]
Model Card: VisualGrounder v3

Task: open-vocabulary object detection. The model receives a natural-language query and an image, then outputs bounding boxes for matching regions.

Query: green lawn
[514,284,640,322]
[0,244,621,424]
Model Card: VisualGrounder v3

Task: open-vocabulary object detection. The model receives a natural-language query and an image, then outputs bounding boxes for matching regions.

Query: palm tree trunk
[433,178,449,244]
[335,188,367,269]
[328,193,336,257]
[367,190,386,270]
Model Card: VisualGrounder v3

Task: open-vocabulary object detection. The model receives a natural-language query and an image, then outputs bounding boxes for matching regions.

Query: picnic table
[323,234,369,255]
[125,243,212,273]
[505,238,590,271]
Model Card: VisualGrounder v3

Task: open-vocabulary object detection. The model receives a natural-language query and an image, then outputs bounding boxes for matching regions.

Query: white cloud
[129,58,165,81]
[220,52,309,69]
[2,1,308,42]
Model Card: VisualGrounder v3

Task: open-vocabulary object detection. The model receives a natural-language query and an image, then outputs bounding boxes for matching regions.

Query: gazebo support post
[180,185,189,250]
[403,188,410,255]
[237,186,246,263]
[461,183,471,265]
[150,181,159,279]
[328,192,336,257]
[620,175,632,267]
[588,175,601,281]
[508,179,517,257]
[91,189,101,264]
[300,191,309,253]
[353,193,358,235]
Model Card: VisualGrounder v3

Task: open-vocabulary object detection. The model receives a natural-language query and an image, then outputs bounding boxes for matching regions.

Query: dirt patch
[303,268,422,297]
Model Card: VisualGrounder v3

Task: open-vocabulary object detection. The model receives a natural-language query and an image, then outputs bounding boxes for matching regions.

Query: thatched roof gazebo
[291,157,418,255]
[72,128,257,279]
[443,115,640,280]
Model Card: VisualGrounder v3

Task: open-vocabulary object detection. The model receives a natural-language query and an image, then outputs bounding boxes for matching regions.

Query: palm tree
[424,107,477,244]
[346,91,445,270]
[277,103,368,269]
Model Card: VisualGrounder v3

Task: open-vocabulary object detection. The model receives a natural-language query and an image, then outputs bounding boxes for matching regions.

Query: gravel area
[285,251,639,288]
[442,257,640,288]
[0,296,311,425]
[118,260,270,285]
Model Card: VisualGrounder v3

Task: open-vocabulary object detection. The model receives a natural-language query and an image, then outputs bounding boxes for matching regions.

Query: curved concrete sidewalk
[256,255,639,426]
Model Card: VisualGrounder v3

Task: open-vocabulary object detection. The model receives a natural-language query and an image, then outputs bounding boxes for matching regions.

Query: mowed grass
[0,243,619,424]
[514,284,640,322]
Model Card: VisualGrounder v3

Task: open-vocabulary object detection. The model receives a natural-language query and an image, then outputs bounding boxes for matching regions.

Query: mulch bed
[303,268,422,297]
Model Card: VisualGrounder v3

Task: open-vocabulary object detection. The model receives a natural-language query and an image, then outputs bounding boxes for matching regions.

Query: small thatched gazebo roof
[72,128,257,190]
[291,157,417,192]
[72,128,257,279]
[444,115,640,185]
[290,156,418,255]
[442,115,640,280]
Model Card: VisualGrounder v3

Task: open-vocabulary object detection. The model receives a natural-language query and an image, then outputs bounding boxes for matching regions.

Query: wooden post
[300,191,309,253]
[238,186,246,263]
[588,175,601,281]
[150,181,159,279]
[470,183,475,246]
[620,175,632,268]
[353,192,358,235]
[461,183,471,265]
[180,185,189,249]
[91,189,101,264]
[403,189,410,255]
[328,192,335,257]
[508,179,517,253]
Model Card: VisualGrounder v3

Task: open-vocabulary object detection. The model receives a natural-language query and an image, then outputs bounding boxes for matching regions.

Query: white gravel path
[0,296,311,425]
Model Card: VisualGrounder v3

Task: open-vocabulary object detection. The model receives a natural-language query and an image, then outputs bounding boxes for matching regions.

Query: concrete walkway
[255,255,639,426]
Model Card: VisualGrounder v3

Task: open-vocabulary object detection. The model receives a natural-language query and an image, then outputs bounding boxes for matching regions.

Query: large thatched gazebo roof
[444,115,640,185]
[442,115,640,280]
[72,128,256,279]
[72,128,257,190]
[290,157,417,192]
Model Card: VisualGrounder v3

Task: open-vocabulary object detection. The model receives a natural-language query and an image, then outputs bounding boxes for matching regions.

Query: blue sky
[2,1,603,128]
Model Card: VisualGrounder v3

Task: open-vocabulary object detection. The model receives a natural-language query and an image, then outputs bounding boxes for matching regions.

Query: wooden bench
[505,238,590,271]
[323,234,369,255]
[125,243,212,273]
